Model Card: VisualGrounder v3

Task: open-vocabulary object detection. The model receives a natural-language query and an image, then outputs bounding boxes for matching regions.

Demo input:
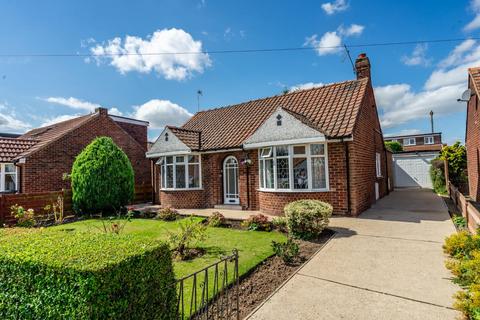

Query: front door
[223,156,239,204]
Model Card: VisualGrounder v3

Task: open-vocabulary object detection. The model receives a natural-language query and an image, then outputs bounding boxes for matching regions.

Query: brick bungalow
[0,108,151,194]
[466,67,480,201]
[147,53,391,216]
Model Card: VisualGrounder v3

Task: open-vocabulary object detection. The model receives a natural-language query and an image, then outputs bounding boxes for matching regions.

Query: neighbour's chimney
[95,107,108,116]
[355,53,371,80]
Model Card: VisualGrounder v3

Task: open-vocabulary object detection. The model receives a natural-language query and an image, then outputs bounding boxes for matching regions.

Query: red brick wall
[20,113,151,193]
[159,190,206,209]
[467,77,480,200]
[348,82,389,215]
[114,121,148,150]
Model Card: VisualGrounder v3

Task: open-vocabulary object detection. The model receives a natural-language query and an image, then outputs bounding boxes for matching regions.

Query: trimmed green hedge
[0,229,176,319]
[71,136,135,214]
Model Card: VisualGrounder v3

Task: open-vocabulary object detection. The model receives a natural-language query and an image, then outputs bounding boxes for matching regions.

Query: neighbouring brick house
[466,67,480,201]
[147,53,392,216]
[0,108,151,194]
[384,132,443,152]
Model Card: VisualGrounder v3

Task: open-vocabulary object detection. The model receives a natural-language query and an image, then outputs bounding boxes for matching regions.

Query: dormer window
[276,114,282,126]
[165,133,169,141]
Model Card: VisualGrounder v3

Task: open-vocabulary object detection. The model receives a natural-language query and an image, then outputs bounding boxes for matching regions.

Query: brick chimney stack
[95,107,108,116]
[355,53,371,80]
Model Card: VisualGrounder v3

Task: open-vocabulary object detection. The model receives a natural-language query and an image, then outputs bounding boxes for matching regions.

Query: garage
[393,152,438,189]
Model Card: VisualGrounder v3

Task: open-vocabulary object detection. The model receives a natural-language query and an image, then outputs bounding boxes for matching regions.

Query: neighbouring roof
[0,138,38,162]
[470,67,480,94]
[176,78,368,151]
[0,132,21,138]
[15,114,95,159]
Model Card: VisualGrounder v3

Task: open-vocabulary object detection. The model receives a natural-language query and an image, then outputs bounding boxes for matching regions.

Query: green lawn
[52,218,285,278]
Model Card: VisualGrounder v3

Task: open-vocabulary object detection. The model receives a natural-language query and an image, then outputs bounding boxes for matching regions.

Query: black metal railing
[175,249,240,320]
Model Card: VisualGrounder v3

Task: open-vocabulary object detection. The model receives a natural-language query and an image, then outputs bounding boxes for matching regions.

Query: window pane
[293,157,308,189]
[293,145,306,155]
[160,165,165,188]
[166,156,173,164]
[166,165,174,188]
[265,159,274,189]
[176,156,185,163]
[310,144,325,156]
[188,164,200,188]
[276,145,289,157]
[4,164,15,173]
[311,158,326,189]
[4,174,16,192]
[259,160,265,188]
[188,155,199,163]
[175,164,186,188]
[261,147,272,158]
[276,158,290,189]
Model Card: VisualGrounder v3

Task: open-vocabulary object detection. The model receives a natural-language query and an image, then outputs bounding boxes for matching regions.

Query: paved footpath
[248,189,461,320]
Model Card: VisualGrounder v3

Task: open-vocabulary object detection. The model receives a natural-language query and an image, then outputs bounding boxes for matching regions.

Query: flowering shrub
[208,212,226,227]
[284,200,332,239]
[10,205,35,228]
[241,214,272,231]
[156,207,179,221]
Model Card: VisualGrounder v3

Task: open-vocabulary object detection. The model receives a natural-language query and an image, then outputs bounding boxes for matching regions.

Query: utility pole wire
[343,44,356,76]
[0,37,479,58]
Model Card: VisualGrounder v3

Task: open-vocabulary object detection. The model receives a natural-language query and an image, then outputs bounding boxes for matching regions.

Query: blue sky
[0,0,479,143]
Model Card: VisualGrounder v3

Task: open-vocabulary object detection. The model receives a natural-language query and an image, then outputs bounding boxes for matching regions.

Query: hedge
[0,229,177,319]
[71,136,135,214]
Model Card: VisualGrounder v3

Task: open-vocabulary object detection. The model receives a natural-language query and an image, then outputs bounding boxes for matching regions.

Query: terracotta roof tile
[470,67,480,94]
[181,78,368,150]
[167,126,201,150]
[0,138,38,162]
[16,114,94,159]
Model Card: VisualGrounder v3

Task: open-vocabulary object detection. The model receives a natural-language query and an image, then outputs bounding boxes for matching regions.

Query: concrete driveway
[247,189,461,320]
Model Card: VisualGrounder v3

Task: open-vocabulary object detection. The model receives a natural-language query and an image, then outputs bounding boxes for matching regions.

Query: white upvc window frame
[159,154,202,190]
[375,152,382,178]
[0,163,18,193]
[424,136,434,145]
[403,137,416,146]
[258,143,329,192]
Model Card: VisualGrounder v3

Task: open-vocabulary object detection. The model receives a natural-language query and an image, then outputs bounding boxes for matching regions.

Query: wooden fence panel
[448,181,480,233]
[0,185,151,224]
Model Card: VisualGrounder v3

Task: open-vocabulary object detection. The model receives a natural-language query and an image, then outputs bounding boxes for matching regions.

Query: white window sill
[160,188,204,191]
[257,188,330,193]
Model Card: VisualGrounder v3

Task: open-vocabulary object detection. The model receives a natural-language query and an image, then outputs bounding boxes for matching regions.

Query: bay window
[258,144,328,191]
[0,163,17,193]
[159,155,201,190]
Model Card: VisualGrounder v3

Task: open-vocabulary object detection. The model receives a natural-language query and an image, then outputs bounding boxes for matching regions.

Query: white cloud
[90,28,211,81]
[132,99,192,129]
[290,82,325,91]
[321,0,349,15]
[305,24,364,56]
[384,129,422,137]
[375,39,480,129]
[338,24,364,36]
[0,103,31,133]
[465,0,480,31]
[44,96,102,112]
[401,44,431,67]
[40,114,82,127]
[108,107,123,116]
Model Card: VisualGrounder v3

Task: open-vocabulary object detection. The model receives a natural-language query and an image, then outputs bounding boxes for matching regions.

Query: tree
[439,141,467,185]
[71,137,135,214]
[384,141,403,153]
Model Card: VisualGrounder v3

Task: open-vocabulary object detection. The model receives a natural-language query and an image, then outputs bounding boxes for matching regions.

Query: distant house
[0,108,151,194]
[384,133,443,189]
[147,53,392,216]
[384,133,443,152]
[466,68,480,201]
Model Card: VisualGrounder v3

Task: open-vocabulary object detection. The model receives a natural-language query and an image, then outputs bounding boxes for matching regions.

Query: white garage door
[393,154,436,189]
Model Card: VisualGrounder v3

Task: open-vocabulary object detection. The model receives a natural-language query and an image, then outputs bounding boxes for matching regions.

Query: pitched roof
[470,67,480,94]
[167,126,201,150]
[15,114,95,159]
[179,78,368,150]
[0,138,38,162]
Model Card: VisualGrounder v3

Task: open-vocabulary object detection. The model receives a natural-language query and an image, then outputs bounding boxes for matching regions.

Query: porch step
[214,204,243,210]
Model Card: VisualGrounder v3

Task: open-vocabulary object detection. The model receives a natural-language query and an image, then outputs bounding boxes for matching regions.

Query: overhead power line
[0,37,479,58]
